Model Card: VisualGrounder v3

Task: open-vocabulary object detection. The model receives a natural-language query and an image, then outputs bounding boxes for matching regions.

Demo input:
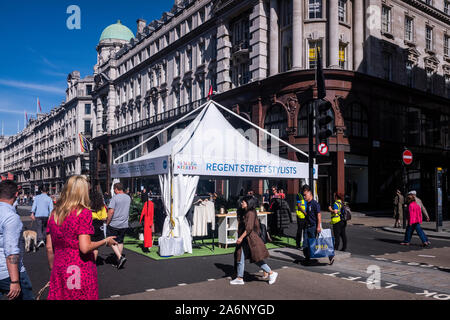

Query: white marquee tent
[111,100,317,254]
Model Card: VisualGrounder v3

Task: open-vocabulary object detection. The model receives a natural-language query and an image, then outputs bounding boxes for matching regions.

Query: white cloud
[0,79,65,94]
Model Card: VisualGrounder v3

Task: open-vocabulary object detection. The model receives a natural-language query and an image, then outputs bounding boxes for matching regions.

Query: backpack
[340,204,352,221]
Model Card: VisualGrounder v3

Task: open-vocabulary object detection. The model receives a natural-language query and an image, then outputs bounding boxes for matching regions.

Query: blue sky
[0,0,174,136]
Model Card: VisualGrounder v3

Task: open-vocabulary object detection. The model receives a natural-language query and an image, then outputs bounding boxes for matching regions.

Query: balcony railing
[112,98,208,136]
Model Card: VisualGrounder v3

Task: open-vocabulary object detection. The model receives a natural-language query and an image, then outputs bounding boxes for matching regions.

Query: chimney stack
[137,19,147,34]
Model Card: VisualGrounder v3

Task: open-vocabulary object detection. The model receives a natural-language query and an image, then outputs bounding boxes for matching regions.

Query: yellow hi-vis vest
[296,193,306,219]
[331,200,343,225]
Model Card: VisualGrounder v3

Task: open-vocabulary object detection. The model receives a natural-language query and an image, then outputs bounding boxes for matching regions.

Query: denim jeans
[237,249,271,278]
[0,271,34,300]
[404,223,428,244]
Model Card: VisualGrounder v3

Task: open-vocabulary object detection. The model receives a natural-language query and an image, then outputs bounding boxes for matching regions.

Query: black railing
[112,98,208,136]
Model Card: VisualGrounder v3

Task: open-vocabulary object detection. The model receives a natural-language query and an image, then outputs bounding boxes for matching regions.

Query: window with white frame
[405,16,414,42]
[426,69,434,93]
[339,43,347,69]
[445,1,449,14]
[175,55,181,76]
[406,61,414,88]
[426,26,433,51]
[186,48,192,71]
[308,0,322,19]
[199,8,205,24]
[338,0,347,23]
[445,35,450,56]
[308,40,322,69]
[381,5,392,34]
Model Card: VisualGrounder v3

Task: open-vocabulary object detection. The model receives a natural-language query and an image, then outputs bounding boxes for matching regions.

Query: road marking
[145,289,155,292]
[178,283,187,286]
[282,266,289,269]
[419,264,434,268]
[110,295,120,298]
[392,260,403,263]
[418,255,435,258]
[323,272,340,277]
[207,279,215,281]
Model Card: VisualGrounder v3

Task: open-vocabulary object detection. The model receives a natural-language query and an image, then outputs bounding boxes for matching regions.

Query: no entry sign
[403,149,413,165]
[317,143,328,155]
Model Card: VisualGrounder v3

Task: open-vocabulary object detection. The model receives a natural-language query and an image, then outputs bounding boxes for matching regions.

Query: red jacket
[140,201,154,248]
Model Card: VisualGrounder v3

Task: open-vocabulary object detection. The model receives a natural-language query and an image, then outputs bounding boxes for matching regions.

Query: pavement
[107,266,430,300]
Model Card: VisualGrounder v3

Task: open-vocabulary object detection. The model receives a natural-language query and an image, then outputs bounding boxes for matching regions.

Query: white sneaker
[268,272,278,285]
[230,278,245,285]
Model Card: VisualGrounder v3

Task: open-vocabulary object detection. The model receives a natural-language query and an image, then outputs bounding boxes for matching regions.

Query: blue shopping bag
[308,229,335,258]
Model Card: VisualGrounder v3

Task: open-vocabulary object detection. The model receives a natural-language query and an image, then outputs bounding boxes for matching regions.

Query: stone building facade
[0,72,94,194]
[89,0,449,216]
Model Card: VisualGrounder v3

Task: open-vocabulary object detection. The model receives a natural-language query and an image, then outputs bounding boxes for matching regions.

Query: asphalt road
[16,207,450,300]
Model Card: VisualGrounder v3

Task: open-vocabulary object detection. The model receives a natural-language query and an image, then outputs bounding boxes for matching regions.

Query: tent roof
[111,101,316,179]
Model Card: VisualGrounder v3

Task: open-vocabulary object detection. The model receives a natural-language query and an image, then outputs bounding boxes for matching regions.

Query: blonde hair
[53,175,90,225]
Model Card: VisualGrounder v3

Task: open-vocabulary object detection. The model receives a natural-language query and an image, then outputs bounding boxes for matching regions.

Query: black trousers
[296,218,306,248]
[35,217,48,242]
[332,221,347,251]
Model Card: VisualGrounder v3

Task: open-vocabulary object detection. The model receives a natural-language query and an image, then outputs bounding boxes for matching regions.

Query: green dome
[100,20,134,42]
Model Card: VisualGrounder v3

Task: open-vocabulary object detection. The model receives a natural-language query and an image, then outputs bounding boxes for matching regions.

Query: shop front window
[343,103,368,138]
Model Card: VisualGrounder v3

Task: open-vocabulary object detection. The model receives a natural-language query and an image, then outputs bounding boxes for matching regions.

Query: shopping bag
[158,236,184,257]
[308,229,335,258]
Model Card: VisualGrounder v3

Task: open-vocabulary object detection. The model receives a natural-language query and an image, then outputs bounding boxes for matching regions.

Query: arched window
[343,103,368,138]
[297,105,308,137]
[264,104,288,140]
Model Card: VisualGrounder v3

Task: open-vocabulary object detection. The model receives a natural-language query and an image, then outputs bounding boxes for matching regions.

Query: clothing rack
[191,198,216,251]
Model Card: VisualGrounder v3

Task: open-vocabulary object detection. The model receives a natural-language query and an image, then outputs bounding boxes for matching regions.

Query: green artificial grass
[123,235,296,260]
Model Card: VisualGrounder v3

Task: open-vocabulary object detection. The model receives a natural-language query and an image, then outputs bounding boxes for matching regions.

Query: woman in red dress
[45,175,117,300]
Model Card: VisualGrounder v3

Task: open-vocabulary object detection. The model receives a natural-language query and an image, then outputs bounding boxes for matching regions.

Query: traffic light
[315,99,334,143]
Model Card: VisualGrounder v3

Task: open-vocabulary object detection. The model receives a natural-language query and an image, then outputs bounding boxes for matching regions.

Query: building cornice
[402,0,450,24]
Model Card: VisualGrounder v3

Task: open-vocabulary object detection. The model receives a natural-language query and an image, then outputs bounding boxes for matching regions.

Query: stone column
[329,0,339,68]
[95,97,103,135]
[353,0,364,71]
[107,86,116,133]
[292,0,303,69]
[269,0,279,75]
[216,20,232,92]
[250,0,269,81]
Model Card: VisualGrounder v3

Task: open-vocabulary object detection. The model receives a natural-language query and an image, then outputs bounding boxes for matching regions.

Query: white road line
[145,289,155,292]
[418,255,435,258]
[178,283,187,286]
[207,279,215,281]
[110,295,121,298]
[282,266,289,269]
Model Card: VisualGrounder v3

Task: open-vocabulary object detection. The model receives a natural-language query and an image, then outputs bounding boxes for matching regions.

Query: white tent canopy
[111,100,317,254]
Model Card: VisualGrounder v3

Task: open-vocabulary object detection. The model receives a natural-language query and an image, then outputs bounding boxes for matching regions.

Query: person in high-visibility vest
[328,192,347,252]
[295,192,307,248]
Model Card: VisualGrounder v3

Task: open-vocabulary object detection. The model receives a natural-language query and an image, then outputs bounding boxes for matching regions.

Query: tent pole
[113,100,212,164]
[211,101,309,158]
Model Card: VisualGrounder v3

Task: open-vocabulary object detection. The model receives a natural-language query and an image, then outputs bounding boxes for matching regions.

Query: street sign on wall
[436,167,443,232]
[403,149,413,165]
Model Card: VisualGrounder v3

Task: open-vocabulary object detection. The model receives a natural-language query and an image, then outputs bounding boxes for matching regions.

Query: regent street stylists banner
[173,156,318,179]
[111,156,169,178]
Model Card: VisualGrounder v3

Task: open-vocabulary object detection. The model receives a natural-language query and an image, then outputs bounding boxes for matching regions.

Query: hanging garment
[192,201,208,236]
[204,200,216,231]
[140,200,154,248]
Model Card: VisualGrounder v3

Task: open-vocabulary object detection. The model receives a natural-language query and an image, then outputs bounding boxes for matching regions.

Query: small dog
[23,229,38,253]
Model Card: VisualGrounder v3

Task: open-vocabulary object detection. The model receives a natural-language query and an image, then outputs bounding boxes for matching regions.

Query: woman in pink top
[400,195,430,247]
[45,175,117,300]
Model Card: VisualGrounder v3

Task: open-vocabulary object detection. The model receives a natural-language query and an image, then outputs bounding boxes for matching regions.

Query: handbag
[308,229,335,258]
